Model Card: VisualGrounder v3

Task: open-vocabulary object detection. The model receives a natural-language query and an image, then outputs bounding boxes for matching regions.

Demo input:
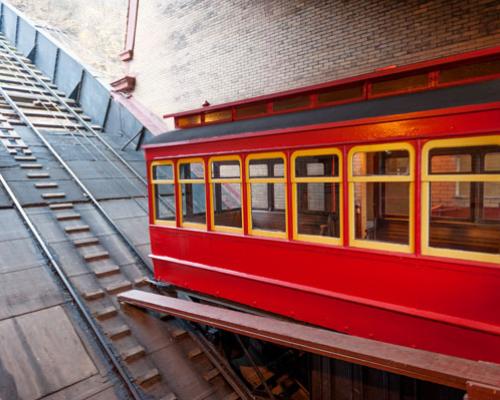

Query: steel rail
[177,293,255,400]
[234,334,276,399]
[0,174,143,400]
[0,85,153,272]
[177,318,255,400]
[0,37,148,186]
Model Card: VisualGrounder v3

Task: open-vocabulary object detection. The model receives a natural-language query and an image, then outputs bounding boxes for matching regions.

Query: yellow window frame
[246,151,288,239]
[348,142,415,254]
[291,148,343,245]
[178,157,207,230]
[150,160,176,227]
[422,135,500,264]
[208,155,244,234]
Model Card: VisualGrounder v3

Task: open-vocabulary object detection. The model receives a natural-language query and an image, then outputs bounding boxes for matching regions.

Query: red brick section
[126,0,500,116]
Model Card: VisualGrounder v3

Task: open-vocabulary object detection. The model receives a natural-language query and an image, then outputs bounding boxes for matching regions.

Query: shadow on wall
[0,357,18,400]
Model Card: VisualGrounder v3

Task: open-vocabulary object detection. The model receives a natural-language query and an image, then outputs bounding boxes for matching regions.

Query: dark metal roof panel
[148,79,500,146]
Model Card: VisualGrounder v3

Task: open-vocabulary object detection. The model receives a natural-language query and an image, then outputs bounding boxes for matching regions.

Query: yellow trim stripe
[348,142,415,254]
[291,147,343,246]
[177,158,207,230]
[246,152,288,239]
[421,135,500,264]
[150,160,176,226]
[208,155,244,234]
[348,142,415,181]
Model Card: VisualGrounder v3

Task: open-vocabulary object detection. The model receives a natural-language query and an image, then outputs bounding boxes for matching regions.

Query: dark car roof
[147,79,500,146]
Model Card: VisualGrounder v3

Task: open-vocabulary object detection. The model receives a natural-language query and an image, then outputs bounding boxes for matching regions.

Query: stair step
[94,306,117,320]
[73,237,99,248]
[20,163,42,169]
[27,172,49,179]
[121,345,146,363]
[49,202,73,210]
[106,324,131,340]
[203,368,221,382]
[104,280,132,294]
[34,182,58,189]
[41,192,65,199]
[136,368,162,388]
[14,155,35,161]
[56,212,80,221]
[93,265,120,278]
[64,225,90,234]
[6,143,27,149]
[171,329,188,339]
[83,289,105,301]
[188,347,203,359]
[83,251,109,262]
[224,393,240,400]
[133,276,148,286]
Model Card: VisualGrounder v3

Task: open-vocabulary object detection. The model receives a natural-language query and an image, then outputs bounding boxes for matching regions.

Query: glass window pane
[250,183,286,232]
[153,164,173,180]
[205,109,232,123]
[430,182,471,220]
[354,182,409,244]
[484,182,500,222]
[274,163,284,177]
[353,150,409,176]
[429,145,500,174]
[177,114,201,128]
[371,73,428,96]
[430,154,472,174]
[297,182,340,237]
[250,183,268,209]
[249,163,268,178]
[235,102,267,119]
[155,184,175,221]
[213,183,242,228]
[485,152,500,172]
[273,95,310,112]
[211,160,240,179]
[249,158,284,178]
[295,154,339,178]
[181,183,206,224]
[273,183,286,210]
[317,84,363,104]
[307,182,325,211]
[180,162,204,179]
[429,181,500,254]
[438,59,500,84]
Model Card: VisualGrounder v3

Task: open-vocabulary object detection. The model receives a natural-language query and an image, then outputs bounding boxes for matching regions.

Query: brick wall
[128,0,500,119]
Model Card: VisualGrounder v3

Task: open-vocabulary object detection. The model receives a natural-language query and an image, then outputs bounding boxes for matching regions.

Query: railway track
[0,33,252,400]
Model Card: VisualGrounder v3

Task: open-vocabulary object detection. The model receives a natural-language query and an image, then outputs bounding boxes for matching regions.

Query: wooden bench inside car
[429,221,500,254]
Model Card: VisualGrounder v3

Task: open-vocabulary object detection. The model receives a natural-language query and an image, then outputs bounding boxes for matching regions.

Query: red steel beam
[118,290,500,399]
